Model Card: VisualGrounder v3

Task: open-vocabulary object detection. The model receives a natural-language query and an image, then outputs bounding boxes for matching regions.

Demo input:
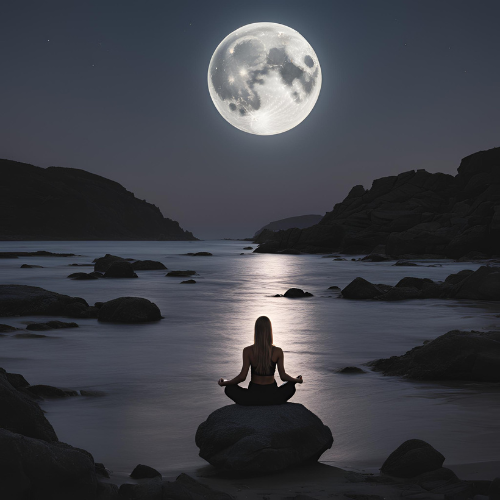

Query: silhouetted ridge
[254,147,500,258]
[0,159,197,241]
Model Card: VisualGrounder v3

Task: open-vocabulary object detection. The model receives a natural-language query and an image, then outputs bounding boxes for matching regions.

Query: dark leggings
[224,380,296,406]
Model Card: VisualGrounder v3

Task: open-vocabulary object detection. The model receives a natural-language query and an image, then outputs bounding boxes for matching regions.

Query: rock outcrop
[369,330,500,382]
[0,159,197,241]
[341,266,500,301]
[254,147,500,258]
[97,297,162,323]
[195,403,333,472]
[0,285,98,318]
[132,260,167,271]
[103,261,138,278]
[254,214,323,238]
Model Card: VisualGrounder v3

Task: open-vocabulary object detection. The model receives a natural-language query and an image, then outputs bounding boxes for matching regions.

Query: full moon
[208,23,322,135]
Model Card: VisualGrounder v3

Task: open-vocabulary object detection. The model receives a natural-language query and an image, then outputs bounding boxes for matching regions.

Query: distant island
[254,146,500,258]
[253,214,323,238]
[0,159,197,241]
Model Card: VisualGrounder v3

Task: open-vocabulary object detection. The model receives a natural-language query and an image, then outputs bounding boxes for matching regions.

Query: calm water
[0,240,499,475]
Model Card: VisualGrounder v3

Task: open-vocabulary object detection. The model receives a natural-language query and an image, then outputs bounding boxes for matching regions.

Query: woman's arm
[277,349,303,383]
[218,347,251,386]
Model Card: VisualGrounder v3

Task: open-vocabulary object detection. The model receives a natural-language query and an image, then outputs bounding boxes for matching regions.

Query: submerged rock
[26,321,78,331]
[381,439,445,478]
[195,403,333,472]
[180,279,196,284]
[68,272,99,280]
[283,288,313,298]
[336,366,366,374]
[369,330,500,382]
[185,252,212,256]
[103,261,138,278]
[98,297,162,323]
[20,264,44,268]
[166,270,196,277]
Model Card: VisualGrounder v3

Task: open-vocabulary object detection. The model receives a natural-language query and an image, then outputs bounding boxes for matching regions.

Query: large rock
[103,261,138,278]
[449,265,500,300]
[252,147,500,257]
[195,403,333,472]
[0,428,98,500]
[381,439,445,478]
[94,254,128,272]
[369,330,500,381]
[0,285,93,318]
[283,288,313,298]
[98,297,162,323]
[0,368,58,442]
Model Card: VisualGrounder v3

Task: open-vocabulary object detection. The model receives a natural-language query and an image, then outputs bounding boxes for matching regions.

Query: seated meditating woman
[218,316,303,406]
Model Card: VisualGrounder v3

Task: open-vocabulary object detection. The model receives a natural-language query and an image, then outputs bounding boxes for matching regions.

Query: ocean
[0,240,499,477]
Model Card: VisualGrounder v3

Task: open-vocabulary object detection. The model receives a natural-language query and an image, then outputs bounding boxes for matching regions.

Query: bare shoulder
[273,346,283,356]
[243,345,253,355]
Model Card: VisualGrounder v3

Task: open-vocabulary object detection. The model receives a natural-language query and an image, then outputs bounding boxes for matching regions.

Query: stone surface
[0,428,98,500]
[195,403,333,472]
[283,288,313,298]
[185,252,212,256]
[26,320,78,331]
[181,279,197,284]
[0,368,58,442]
[253,147,500,257]
[20,264,44,268]
[166,270,197,277]
[449,265,500,300]
[119,478,162,500]
[103,261,138,278]
[0,159,197,241]
[342,278,383,299]
[0,284,94,318]
[98,297,162,323]
[381,439,445,478]
[369,330,500,381]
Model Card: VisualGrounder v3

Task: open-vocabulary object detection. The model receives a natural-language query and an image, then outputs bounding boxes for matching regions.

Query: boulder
[395,277,434,290]
[20,264,44,268]
[162,473,232,500]
[185,252,212,256]
[369,330,500,381]
[132,260,167,270]
[68,272,99,280]
[0,285,91,318]
[393,261,419,266]
[336,367,366,374]
[98,297,162,323]
[130,464,161,479]
[283,288,313,298]
[26,321,78,331]
[444,269,474,285]
[93,254,128,272]
[0,428,98,500]
[0,368,58,442]
[195,403,333,472]
[449,266,500,300]
[361,254,391,262]
[103,261,138,278]
[0,324,19,332]
[380,439,445,478]
[341,278,384,299]
[166,270,196,277]
[180,279,196,284]
[119,478,162,500]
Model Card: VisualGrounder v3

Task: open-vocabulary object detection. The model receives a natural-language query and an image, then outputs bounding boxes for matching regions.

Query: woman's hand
[218,378,226,387]
[295,375,303,384]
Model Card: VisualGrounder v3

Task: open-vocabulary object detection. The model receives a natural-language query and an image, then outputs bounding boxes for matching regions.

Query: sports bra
[251,347,277,376]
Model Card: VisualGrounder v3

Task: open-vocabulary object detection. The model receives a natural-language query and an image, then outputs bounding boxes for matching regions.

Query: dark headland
[0,159,197,241]
[254,146,500,258]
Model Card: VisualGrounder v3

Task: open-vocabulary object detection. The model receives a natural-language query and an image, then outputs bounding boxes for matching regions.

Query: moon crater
[208,23,322,135]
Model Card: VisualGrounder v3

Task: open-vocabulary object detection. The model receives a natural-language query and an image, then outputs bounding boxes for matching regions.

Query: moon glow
[208,23,322,135]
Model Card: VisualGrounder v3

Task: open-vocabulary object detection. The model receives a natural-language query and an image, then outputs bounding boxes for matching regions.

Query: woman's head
[254,316,273,374]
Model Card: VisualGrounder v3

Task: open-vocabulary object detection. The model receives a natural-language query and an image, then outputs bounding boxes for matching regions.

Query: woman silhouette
[218,316,303,405]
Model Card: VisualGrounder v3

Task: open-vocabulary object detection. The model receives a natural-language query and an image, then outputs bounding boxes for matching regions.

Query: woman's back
[248,345,281,384]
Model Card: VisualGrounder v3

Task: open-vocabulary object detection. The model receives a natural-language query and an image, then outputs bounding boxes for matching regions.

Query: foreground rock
[381,439,445,478]
[0,429,98,500]
[253,146,500,258]
[369,330,500,382]
[195,403,333,472]
[0,367,57,442]
[0,285,98,318]
[341,266,500,301]
[98,297,162,323]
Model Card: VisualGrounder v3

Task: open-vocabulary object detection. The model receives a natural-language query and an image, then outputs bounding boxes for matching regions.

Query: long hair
[253,316,273,374]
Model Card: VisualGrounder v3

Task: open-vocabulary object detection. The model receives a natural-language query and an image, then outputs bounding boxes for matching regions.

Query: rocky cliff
[253,214,323,238]
[0,159,197,240]
[254,147,500,258]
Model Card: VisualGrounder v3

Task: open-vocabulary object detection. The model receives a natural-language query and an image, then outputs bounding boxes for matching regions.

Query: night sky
[2,1,500,239]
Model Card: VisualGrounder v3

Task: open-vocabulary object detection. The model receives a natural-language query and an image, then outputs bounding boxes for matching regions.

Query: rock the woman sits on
[218,316,303,405]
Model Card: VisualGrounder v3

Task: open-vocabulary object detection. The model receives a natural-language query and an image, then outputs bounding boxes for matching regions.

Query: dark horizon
[2,0,500,239]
